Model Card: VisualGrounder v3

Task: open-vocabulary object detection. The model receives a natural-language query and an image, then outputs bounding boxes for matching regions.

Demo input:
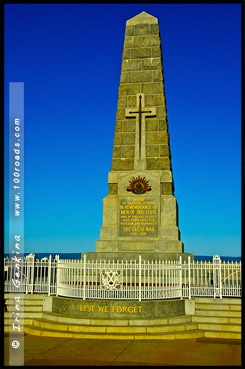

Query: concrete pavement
[4,333,242,366]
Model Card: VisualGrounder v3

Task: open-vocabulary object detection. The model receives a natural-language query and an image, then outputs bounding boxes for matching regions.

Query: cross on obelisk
[126,93,156,170]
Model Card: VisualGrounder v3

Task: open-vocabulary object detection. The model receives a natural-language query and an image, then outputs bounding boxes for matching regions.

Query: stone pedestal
[43,296,186,319]
[96,171,183,254]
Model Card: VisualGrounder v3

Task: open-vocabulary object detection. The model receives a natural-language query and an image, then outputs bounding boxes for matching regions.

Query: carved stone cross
[126,93,156,170]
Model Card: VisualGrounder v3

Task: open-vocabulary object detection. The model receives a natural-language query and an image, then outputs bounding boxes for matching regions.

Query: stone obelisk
[94,12,189,259]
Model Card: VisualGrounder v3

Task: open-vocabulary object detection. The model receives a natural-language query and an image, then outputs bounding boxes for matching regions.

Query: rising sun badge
[126,176,152,195]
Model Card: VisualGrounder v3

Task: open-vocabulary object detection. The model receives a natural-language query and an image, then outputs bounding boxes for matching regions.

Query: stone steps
[4,318,33,326]
[4,323,32,333]
[203,331,241,340]
[24,313,199,339]
[195,303,241,311]
[4,311,43,319]
[7,305,43,312]
[5,299,44,306]
[31,316,198,334]
[192,315,241,325]
[4,295,241,340]
[4,293,46,312]
[194,297,241,304]
[7,323,241,340]
[192,297,241,340]
[7,309,203,340]
[42,311,192,326]
[197,322,241,333]
[4,293,46,332]
[195,309,241,317]
[24,324,204,340]
[4,293,47,300]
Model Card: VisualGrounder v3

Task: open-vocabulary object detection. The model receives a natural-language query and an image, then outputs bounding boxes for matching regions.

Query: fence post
[83,254,86,300]
[179,256,182,299]
[25,256,29,294]
[48,255,52,296]
[213,259,216,299]
[219,257,222,299]
[56,257,60,297]
[55,255,59,296]
[239,260,242,296]
[26,253,35,294]
[188,256,191,299]
[139,255,141,301]
[213,255,221,299]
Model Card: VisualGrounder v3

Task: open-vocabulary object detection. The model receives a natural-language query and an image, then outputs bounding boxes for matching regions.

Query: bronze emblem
[126,176,152,195]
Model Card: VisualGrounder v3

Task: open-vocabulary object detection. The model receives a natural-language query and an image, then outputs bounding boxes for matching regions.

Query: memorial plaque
[119,197,158,237]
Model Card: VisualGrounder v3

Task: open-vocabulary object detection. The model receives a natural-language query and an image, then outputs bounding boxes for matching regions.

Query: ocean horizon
[4,252,241,262]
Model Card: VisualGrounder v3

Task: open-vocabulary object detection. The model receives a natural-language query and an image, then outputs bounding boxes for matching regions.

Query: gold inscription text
[119,198,158,237]
[80,304,143,314]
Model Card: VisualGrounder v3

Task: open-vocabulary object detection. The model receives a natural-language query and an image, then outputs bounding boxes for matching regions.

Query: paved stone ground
[4,334,242,366]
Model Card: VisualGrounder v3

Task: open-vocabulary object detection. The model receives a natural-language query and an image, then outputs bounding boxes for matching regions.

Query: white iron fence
[4,254,58,295]
[4,254,241,300]
[57,256,182,300]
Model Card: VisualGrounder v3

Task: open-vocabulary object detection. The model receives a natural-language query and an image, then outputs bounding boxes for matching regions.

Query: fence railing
[4,254,58,296]
[4,254,241,300]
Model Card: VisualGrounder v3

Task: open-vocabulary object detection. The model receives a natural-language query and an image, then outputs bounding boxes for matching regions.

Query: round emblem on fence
[101,269,123,290]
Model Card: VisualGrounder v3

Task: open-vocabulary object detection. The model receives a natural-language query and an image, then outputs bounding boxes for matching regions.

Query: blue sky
[4,3,241,256]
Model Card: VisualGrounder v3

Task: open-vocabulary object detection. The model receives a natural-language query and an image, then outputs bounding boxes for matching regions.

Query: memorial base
[81,251,194,262]
[44,296,186,319]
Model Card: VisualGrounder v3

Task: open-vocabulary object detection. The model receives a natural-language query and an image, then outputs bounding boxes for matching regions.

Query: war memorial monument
[4,12,241,364]
[43,11,196,321]
[86,11,192,262]
[9,11,239,343]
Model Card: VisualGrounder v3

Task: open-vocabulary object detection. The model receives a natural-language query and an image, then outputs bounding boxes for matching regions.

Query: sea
[4,253,241,262]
